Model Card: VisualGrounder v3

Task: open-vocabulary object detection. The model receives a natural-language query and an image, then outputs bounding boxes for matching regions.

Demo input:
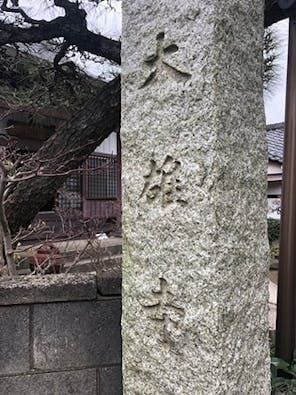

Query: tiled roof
[267,123,284,164]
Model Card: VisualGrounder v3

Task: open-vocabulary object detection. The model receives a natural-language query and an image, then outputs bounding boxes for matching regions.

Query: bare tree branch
[0,2,121,63]
[0,160,16,276]
[5,76,121,234]
[53,0,85,17]
[1,0,48,25]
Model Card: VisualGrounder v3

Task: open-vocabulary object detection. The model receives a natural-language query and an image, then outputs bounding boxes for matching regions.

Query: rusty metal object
[276,17,296,363]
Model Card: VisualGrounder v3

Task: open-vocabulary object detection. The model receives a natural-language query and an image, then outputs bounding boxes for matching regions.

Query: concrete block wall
[0,272,122,395]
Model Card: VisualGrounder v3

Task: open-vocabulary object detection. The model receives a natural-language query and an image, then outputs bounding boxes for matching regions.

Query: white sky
[264,19,289,125]
[17,0,121,39]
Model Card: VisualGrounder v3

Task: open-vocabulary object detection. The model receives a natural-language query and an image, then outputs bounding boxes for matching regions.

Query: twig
[0,161,16,275]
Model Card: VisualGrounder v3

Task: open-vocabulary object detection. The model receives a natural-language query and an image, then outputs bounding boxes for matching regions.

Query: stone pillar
[121,1,270,394]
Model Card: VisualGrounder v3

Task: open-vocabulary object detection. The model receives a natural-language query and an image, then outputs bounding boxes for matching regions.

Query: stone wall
[0,273,122,395]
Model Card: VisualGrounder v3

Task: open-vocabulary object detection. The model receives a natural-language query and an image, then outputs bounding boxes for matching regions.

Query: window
[56,172,82,210]
[86,154,118,200]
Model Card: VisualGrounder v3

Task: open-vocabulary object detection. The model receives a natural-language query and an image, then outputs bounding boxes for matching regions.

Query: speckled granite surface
[122,1,270,393]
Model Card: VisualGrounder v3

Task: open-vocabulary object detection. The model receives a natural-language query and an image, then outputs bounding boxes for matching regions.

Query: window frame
[85,152,118,201]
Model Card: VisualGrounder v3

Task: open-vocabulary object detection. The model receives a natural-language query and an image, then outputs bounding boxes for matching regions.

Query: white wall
[268,161,282,175]
[95,131,117,155]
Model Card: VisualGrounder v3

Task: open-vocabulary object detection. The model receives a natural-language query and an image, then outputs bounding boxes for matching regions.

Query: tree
[263,27,280,92]
[0,0,292,235]
[0,0,121,234]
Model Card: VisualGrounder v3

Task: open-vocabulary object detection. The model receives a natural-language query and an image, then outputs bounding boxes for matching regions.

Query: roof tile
[267,123,284,164]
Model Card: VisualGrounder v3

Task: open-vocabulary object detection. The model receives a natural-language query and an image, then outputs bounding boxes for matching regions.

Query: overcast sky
[264,19,289,125]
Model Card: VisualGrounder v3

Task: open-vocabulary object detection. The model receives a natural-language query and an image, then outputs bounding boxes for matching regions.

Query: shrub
[268,218,281,245]
[271,355,296,394]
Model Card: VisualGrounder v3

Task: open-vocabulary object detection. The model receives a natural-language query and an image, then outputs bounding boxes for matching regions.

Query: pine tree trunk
[5,77,120,235]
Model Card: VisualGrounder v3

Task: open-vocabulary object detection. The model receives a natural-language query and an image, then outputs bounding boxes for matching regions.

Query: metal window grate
[56,171,82,210]
[86,154,118,200]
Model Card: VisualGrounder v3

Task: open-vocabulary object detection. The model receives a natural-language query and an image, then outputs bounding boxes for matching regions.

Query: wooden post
[276,17,296,363]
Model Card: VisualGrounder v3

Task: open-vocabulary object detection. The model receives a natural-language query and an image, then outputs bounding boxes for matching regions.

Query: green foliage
[0,46,101,114]
[271,354,296,394]
[271,244,280,259]
[268,218,281,245]
[263,27,280,93]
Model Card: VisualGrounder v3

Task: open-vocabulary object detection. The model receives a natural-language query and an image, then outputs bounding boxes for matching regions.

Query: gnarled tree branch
[1,0,48,25]
[5,76,121,234]
[0,1,121,63]
[0,160,16,276]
